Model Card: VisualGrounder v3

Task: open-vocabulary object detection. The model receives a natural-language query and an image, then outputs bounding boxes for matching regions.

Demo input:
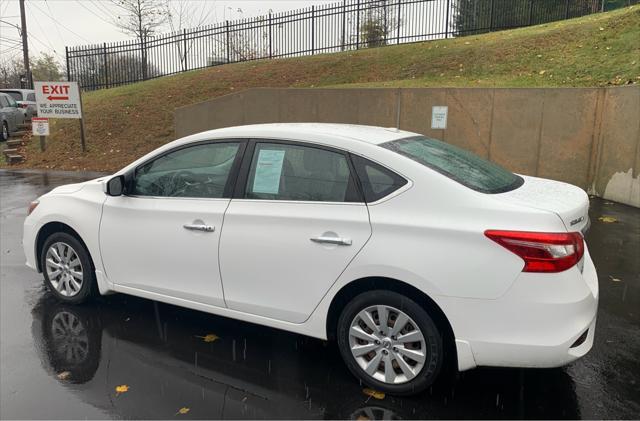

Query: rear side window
[383,136,523,194]
[26,93,35,101]
[245,142,360,202]
[352,155,407,202]
[2,91,22,101]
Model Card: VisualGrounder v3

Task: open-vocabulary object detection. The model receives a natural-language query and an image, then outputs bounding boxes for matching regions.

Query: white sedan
[23,123,598,395]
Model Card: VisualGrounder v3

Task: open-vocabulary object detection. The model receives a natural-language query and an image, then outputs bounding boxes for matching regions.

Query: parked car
[23,123,598,395]
[0,92,25,141]
[0,88,37,119]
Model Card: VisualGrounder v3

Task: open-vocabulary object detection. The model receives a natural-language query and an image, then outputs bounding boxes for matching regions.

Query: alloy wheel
[45,242,84,297]
[348,305,427,384]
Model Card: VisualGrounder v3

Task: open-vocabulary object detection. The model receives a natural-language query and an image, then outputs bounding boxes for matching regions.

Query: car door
[5,95,23,126]
[219,140,372,323]
[100,140,246,307]
[0,96,14,131]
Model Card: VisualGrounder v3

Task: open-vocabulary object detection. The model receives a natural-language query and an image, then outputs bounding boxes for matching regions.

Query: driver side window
[132,142,240,198]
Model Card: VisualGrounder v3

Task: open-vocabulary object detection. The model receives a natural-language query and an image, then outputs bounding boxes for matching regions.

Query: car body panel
[0,89,37,119]
[23,123,599,373]
[0,92,25,133]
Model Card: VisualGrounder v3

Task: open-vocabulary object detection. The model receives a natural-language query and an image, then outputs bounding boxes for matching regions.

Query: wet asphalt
[0,169,638,420]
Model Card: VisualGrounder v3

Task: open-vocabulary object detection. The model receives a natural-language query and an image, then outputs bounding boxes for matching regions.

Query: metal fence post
[183,29,188,71]
[268,12,273,58]
[356,0,360,49]
[65,46,70,81]
[445,0,450,38]
[489,0,495,31]
[311,6,315,55]
[396,0,402,44]
[342,0,347,50]
[103,42,108,88]
[225,20,230,63]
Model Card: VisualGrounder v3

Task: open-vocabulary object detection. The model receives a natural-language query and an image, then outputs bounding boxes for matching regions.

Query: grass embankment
[7,6,639,172]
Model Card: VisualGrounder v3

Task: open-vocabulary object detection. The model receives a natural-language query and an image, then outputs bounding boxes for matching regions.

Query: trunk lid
[493,175,590,234]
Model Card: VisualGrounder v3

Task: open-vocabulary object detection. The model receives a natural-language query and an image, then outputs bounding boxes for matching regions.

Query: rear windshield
[1,91,22,101]
[383,136,523,194]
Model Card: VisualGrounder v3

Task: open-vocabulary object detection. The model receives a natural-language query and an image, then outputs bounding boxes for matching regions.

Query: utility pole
[19,0,31,89]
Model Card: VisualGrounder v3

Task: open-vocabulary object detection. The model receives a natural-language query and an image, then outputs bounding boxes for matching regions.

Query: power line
[74,0,115,26]
[25,2,60,55]
[27,0,91,43]
[43,0,66,47]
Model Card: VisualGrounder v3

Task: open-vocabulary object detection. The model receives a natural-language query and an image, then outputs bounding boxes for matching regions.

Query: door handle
[310,236,352,246]
[183,224,215,232]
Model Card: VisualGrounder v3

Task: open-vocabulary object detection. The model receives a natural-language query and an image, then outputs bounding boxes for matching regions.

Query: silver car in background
[0,89,37,119]
[0,92,25,142]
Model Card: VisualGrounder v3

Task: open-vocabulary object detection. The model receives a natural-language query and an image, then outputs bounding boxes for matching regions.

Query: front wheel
[337,290,443,395]
[40,232,97,304]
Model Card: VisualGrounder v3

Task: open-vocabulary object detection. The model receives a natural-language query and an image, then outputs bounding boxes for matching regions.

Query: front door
[100,141,244,307]
[220,141,371,323]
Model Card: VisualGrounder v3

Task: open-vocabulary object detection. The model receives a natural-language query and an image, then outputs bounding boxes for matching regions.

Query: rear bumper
[440,246,598,370]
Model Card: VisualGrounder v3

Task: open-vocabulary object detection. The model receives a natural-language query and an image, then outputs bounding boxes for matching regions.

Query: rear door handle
[310,236,352,246]
[183,224,215,232]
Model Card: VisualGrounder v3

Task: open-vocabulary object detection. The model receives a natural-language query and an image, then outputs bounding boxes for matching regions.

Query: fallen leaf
[539,70,546,75]
[363,388,385,400]
[115,384,130,395]
[176,407,190,415]
[57,371,71,380]
[599,27,604,31]
[197,333,219,343]
[609,276,622,282]
[598,216,618,223]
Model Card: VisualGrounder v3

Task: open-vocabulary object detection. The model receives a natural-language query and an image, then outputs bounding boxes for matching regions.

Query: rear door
[219,140,371,323]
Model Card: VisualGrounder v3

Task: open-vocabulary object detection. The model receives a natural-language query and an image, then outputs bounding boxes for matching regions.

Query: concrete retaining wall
[175,86,640,207]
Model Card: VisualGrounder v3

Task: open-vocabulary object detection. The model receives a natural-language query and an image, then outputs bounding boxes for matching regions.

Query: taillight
[20,103,28,108]
[27,200,39,215]
[485,230,584,273]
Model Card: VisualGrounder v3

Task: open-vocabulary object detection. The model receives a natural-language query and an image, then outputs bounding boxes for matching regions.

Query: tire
[1,122,8,142]
[337,290,443,396]
[40,232,97,304]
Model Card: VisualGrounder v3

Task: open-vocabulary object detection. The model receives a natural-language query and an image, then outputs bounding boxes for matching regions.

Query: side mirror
[106,175,125,196]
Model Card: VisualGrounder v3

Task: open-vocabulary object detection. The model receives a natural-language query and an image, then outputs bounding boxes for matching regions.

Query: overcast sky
[0,0,335,64]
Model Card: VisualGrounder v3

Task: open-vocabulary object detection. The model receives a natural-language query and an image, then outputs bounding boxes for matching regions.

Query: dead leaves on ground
[598,216,618,223]
[362,388,385,400]
[196,333,219,343]
[115,384,130,395]
[176,407,190,415]
[56,371,71,380]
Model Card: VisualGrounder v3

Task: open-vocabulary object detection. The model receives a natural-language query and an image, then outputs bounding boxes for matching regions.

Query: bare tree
[110,0,170,79]
[167,0,216,69]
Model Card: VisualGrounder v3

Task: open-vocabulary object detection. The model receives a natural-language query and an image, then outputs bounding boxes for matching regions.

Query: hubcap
[349,305,427,384]
[45,242,84,297]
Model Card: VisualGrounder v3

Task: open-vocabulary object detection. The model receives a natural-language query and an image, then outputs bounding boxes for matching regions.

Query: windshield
[383,136,523,194]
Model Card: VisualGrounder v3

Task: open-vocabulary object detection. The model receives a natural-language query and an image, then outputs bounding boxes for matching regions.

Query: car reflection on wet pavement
[1,170,639,419]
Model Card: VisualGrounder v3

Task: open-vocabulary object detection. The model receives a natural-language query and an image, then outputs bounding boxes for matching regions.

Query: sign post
[34,81,86,152]
[31,117,49,151]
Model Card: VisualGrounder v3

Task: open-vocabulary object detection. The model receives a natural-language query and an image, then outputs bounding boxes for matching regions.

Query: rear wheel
[40,232,96,304]
[1,122,8,142]
[337,290,443,395]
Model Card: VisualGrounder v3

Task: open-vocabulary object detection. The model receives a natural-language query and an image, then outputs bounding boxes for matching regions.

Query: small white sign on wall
[431,106,448,130]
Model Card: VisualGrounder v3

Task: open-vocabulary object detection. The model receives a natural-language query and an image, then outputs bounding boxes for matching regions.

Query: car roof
[185,123,420,146]
[0,89,33,93]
